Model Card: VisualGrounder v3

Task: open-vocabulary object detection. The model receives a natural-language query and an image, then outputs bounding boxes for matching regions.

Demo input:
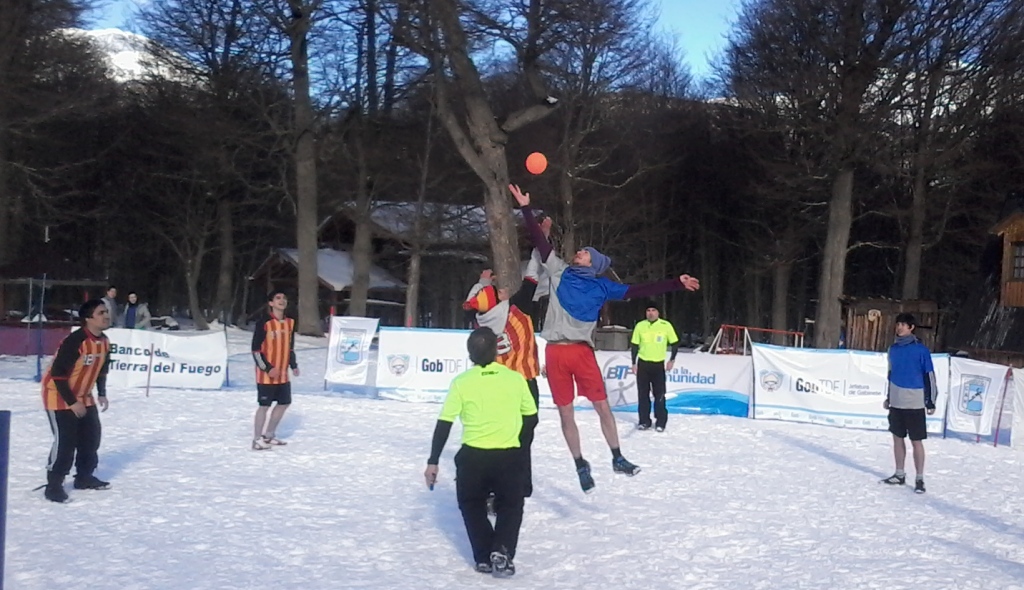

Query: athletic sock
[574,456,588,470]
[895,469,906,478]
[915,474,924,481]
[611,448,623,460]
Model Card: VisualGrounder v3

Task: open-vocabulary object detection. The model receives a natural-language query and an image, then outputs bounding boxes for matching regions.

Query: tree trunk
[0,146,11,267]
[902,153,927,300]
[699,224,715,338]
[365,0,378,115]
[404,100,435,327]
[771,261,792,344]
[405,251,421,327]
[348,123,373,317]
[382,4,404,115]
[814,168,855,348]
[185,253,210,331]
[348,204,373,316]
[214,199,235,324]
[559,168,576,258]
[289,10,321,336]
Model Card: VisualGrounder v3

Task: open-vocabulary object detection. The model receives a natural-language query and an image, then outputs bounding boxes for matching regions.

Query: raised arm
[509,184,553,262]
[621,275,701,300]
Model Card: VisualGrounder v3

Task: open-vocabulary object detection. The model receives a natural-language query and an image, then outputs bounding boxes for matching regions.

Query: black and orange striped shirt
[252,314,297,385]
[499,306,540,381]
[42,329,111,411]
[464,285,540,381]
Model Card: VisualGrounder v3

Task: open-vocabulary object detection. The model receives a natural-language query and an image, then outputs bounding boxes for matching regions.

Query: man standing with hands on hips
[630,301,680,432]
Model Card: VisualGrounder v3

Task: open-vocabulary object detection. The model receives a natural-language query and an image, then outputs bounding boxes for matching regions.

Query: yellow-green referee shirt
[439,362,538,449]
[631,319,679,363]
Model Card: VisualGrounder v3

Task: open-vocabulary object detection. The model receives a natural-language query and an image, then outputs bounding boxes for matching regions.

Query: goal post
[707,324,805,354]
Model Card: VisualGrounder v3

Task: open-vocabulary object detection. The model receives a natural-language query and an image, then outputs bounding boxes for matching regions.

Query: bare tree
[260,0,327,334]
[725,0,931,347]
[395,0,559,293]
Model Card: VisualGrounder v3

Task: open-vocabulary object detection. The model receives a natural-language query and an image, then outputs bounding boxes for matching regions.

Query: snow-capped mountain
[64,28,156,82]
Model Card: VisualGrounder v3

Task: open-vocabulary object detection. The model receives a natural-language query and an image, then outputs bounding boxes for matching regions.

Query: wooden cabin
[947,193,1024,367]
[842,297,940,352]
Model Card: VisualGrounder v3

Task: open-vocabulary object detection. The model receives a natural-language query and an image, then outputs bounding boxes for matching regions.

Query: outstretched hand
[509,184,530,207]
[679,275,701,291]
[480,269,494,281]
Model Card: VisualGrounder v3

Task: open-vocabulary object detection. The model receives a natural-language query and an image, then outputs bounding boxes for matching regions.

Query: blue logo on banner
[336,329,367,365]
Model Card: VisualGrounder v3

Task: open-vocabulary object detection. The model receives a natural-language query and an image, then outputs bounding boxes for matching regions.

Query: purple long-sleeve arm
[623,278,683,299]
[521,206,553,261]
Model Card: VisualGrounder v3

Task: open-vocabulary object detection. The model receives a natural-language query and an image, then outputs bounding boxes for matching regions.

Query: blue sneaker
[577,460,595,494]
[613,456,641,476]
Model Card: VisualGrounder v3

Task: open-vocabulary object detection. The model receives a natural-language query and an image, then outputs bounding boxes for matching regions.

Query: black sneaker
[637,424,651,431]
[475,562,493,573]
[577,460,595,494]
[914,479,926,494]
[44,483,69,503]
[655,426,665,433]
[73,475,111,490]
[490,550,515,577]
[880,474,906,485]
[613,456,641,476]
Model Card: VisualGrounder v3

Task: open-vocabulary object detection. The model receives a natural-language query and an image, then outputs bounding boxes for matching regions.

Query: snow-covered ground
[2,328,1024,589]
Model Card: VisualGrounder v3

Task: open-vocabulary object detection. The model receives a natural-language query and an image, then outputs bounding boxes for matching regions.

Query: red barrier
[0,325,71,356]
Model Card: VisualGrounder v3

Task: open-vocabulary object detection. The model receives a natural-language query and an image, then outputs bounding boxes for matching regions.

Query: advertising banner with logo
[103,328,228,390]
[325,316,379,386]
[946,357,1010,437]
[375,328,474,403]
[751,344,948,433]
[596,351,753,417]
[1012,369,1024,449]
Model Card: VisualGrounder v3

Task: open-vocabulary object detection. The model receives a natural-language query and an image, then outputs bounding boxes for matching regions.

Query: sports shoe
[490,550,515,577]
[262,435,287,446]
[914,479,926,494]
[252,438,272,451]
[73,475,110,490]
[44,482,69,503]
[577,460,595,494]
[655,426,665,433]
[613,456,641,476]
[637,423,651,431]
[474,562,493,573]
[880,473,906,485]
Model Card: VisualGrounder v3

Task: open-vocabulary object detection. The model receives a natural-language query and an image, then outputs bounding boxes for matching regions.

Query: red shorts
[545,342,607,407]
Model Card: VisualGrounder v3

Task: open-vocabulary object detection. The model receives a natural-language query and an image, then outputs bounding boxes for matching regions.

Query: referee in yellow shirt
[424,328,539,577]
[630,302,680,432]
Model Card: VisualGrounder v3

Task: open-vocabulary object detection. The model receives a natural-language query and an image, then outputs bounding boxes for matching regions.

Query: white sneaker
[252,438,272,450]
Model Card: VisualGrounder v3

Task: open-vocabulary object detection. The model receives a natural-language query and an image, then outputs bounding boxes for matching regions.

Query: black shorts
[257,383,292,407]
[888,408,927,441]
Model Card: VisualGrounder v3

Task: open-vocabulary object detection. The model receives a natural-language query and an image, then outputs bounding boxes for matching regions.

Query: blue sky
[88,0,741,78]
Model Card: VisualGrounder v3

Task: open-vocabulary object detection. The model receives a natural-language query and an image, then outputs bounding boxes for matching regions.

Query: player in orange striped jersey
[464,270,541,498]
[41,299,113,503]
[251,290,299,450]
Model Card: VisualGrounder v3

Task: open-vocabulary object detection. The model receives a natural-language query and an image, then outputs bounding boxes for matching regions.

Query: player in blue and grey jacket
[881,313,937,494]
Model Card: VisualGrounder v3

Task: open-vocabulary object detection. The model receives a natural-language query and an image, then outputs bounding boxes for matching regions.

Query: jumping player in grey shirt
[509,184,701,493]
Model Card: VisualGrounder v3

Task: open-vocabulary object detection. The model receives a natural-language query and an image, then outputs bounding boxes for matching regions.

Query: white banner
[596,352,752,417]
[104,328,227,390]
[1012,369,1024,449]
[375,328,474,403]
[947,357,1009,437]
[325,316,378,385]
[752,344,947,433]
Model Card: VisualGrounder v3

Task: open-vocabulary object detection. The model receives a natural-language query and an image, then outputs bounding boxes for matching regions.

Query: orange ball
[525,152,547,175]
